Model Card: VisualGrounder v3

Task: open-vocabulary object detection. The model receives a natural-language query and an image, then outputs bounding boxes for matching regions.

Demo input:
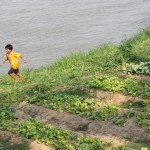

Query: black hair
[5,44,13,51]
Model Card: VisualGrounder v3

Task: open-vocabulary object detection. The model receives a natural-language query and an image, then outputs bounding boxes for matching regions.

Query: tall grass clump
[85,44,119,70]
[118,27,150,63]
[51,44,119,75]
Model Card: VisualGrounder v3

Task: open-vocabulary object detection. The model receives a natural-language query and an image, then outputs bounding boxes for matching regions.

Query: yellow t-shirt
[5,52,21,69]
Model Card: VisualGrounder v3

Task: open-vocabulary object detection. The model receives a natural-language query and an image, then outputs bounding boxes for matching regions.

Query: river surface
[0,0,150,73]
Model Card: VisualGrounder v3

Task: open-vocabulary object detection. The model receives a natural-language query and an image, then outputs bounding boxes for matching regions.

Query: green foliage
[26,93,119,121]
[112,116,126,126]
[112,109,135,126]
[114,145,128,150]
[136,110,150,127]
[124,79,140,96]
[143,100,150,106]
[118,27,150,63]
[118,38,133,62]
[0,106,14,120]
[10,119,104,150]
[95,104,118,120]
[13,119,76,149]
[76,136,104,150]
[26,93,96,115]
[87,76,124,92]
[141,81,150,98]
[87,76,141,96]
[122,62,150,75]
[123,109,135,118]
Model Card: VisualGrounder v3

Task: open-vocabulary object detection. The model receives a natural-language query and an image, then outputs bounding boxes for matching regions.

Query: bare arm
[3,56,8,63]
[20,55,27,63]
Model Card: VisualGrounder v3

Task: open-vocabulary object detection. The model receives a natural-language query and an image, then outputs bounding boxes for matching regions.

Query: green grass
[118,27,150,63]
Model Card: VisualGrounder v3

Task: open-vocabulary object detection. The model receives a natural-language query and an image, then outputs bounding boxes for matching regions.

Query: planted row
[0,105,133,149]
[0,105,149,149]
[4,118,104,150]
[26,93,118,120]
[86,76,150,98]
[0,105,105,150]
[26,93,150,129]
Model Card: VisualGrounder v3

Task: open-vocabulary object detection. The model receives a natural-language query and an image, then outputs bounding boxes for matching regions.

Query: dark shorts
[8,68,19,75]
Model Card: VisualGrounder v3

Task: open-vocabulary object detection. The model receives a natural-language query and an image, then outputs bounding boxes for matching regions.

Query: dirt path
[15,102,150,143]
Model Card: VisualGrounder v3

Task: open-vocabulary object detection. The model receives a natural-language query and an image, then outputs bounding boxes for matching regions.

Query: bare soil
[120,74,150,81]
[94,90,144,106]
[14,101,150,143]
[0,130,25,145]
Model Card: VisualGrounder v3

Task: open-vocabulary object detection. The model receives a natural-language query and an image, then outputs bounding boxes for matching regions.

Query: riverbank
[0,27,150,149]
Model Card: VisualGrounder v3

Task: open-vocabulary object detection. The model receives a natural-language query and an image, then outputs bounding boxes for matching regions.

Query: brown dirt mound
[0,130,25,145]
[15,102,150,142]
[94,90,144,106]
[29,141,54,150]
[121,74,150,81]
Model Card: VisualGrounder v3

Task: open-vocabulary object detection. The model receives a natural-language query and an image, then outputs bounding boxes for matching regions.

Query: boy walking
[3,44,27,82]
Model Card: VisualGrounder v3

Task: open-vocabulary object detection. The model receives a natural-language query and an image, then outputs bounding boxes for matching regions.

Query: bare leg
[16,73,26,81]
[9,74,19,82]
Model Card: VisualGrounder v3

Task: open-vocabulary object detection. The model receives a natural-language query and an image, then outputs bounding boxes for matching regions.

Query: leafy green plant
[136,110,150,127]
[0,106,15,129]
[114,145,128,150]
[76,136,104,150]
[13,119,76,149]
[124,79,140,96]
[112,116,126,126]
[112,109,135,126]
[123,109,135,118]
[142,81,150,98]
[122,62,150,75]
[96,104,118,120]
[87,76,124,92]
[0,106,14,120]
[11,119,105,150]
[87,76,141,96]
[142,100,150,106]
[26,93,120,121]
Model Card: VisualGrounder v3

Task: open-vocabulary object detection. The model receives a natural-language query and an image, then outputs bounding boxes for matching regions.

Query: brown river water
[0,0,150,73]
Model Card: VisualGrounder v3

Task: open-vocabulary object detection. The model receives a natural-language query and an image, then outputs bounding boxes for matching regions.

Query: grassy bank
[0,27,150,149]
[0,27,150,104]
